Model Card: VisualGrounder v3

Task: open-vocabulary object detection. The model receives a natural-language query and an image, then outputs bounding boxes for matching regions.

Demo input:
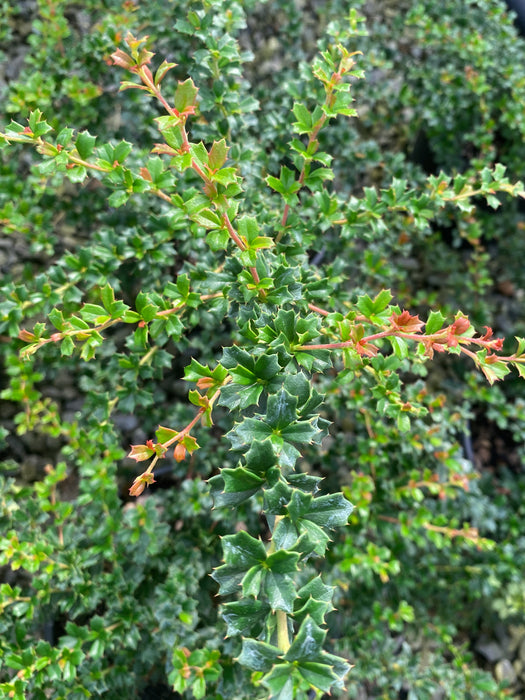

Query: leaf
[135,292,158,322]
[100,283,115,311]
[192,677,206,700]
[184,359,228,383]
[397,412,411,432]
[211,564,244,596]
[221,466,265,494]
[208,139,228,170]
[264,479,292,513]
[222,530,266,568]
[480,360,510,384]
[113,140,133,163]
[66,166,88,183]
[80,304,110,323]
[426,310,446,335]
[390,336,408,359]
[237,216,260,244]
[155,425,178,443]
[244,440,278,474]
[271,516,299,549]
[60,336,75,356]
[294,597,332,627]
[209,475,255,508]
[75,131,97,160]
[266,167,301,199]
[265,571,297,612]
[229,417,274,449]
[68,315,88,331]
[212,167,238,186]
[206,228,230,251]
[292,102,313,133]
[265,550,300,575]
[222,600,270,637]
[219,383,263,410]
[242,565,264,598]
[356,289,393,318]
[516,364,525,380]
[286,489,312,521]
[280,420,319,444]
[56,127,74,147]
[107,190,129,208]
[262,664,295,700]
[29,109,53,137]
[237,640,281,672]
[128,444,155,462]
[298,519,330,555]
[283,372,311,405]
[273,440,302,470]
[297,661,340,693]
[154,59,177,86]
[296,575,335,609]
[174,78,199,113]
[285,617,326,662]
[266,389,298,429]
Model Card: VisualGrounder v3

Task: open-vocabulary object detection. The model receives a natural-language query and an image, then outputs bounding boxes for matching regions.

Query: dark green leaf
[265,572,297,612]
[262,664,295,700]
[237,640,281,672]
[222,530,266,568]
[209,475,255,508]
[264,480,293,515]
[265,389,298,429]
[245,440,278,474]
[218,382,263,410]
[304,493,353,529]
[222,600,270,637]
[266,550,300,575]
[284,617,325,662]
[271,517,299,550]
[222,467,265,494]
[242,565,264,598]
[286,489,312,521]
[297,661,339,693]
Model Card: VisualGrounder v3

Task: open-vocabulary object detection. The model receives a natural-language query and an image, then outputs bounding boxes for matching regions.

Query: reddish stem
[307,303,330,316]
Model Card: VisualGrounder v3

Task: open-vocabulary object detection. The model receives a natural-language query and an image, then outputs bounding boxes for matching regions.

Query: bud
[450,316,470,336]
[174,443,186,462]
[129,471,156,497]
[481,326,494,341]
[110,48,134,70]
[390,310,424,333]
[18,329,36,342]
[196,376,215,390]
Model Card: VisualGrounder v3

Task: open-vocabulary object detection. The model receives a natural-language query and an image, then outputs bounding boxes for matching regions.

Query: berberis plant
[2,2,525,699]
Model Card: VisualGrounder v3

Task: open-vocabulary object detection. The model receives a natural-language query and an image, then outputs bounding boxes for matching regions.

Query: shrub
[1,1,525,699]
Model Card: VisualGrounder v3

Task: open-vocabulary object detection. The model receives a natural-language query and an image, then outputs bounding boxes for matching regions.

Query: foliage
[1,1,525,699]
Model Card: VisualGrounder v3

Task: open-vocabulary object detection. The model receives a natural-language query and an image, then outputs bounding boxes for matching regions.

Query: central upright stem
[276,610,291,653]
[269,516,291,653]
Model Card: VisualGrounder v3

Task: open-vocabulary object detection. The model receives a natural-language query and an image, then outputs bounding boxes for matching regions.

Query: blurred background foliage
[1,0,525,698]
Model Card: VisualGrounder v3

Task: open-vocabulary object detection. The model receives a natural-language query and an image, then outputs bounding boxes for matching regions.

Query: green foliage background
[1,1,525,698]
